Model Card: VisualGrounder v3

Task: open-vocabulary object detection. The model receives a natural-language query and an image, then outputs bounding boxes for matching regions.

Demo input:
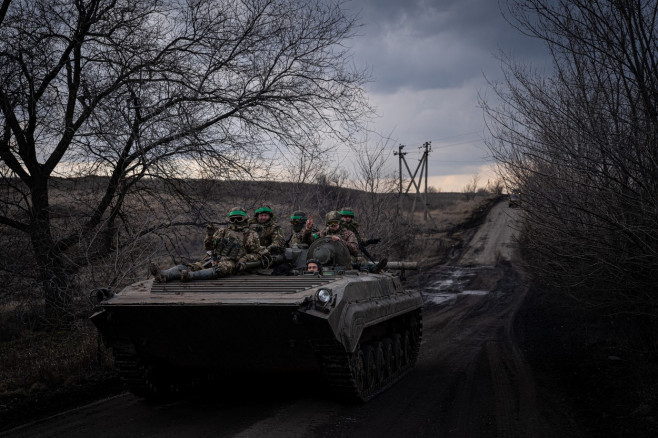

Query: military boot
[372,258,388,273]
[183,267,218,281]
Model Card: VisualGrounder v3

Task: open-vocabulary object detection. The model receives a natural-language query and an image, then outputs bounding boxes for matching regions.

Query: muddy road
[3,202,549,438]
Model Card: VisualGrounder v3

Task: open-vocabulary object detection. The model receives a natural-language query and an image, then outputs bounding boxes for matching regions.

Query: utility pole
[423,142,431,220]
[393,145,406,216]
[394,141,435,225]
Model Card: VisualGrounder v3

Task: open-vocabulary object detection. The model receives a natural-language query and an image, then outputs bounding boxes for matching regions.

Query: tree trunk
[29,176,74,327]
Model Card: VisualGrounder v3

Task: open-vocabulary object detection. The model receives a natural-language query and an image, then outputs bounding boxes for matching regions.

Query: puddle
[419,266,489,306]
[423,294,457,305]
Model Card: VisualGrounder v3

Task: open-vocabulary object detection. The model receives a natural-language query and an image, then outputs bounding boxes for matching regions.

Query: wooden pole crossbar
[394,142,436,225]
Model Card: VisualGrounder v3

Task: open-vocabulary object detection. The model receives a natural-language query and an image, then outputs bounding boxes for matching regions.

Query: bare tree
[482,176,504,195]
[278,142,339,215]
[350,135,399,238]
[462,173,480,200]
[484,0,658,314]
[0,0,370,324]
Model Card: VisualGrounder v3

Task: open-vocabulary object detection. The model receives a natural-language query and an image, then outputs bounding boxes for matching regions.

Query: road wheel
[401,331,411,366]
[391,334,403,371]
[381,339,394,379]
[354,347,367,393]
[374,341,386,383]
[362,345,376,390]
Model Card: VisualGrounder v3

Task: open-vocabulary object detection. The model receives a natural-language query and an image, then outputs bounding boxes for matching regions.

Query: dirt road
[458,201,520,266]
[3,201,549,438]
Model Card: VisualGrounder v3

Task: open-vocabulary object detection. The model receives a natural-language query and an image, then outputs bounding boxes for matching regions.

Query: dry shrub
[0,320,113,399]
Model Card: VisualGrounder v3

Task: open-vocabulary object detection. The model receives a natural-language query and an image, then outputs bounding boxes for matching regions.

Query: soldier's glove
[364,238,381,246]
[236,260,247,271]
[206,223,216,237]
[261,253,273,268]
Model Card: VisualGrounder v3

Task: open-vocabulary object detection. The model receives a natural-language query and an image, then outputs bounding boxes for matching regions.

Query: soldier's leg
[188,252,214,271]
[150,264,187,283]
[180,260,236,281]
[187,261,206,272]
[182,267,217,281]
[215,260,236,277]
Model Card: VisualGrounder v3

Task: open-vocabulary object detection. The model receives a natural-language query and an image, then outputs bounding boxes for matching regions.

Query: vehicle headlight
[315,288,333,304]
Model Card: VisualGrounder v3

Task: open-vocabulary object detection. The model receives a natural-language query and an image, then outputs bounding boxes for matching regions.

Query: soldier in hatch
[249,205,286,255]
[306,259,323,274]
[150,207,266,282]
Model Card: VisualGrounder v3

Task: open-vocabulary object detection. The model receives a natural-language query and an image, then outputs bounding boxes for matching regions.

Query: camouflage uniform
[249,206,286,255]
[339,207,380,248]
[151,207,264,282]
[287,210,317,247]
[341,218,363,244]
[315,211,359,256]
[205,221,264,277]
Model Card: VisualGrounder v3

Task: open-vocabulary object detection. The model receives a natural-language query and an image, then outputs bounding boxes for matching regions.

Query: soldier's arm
[268,226,286,254]
[241,231,266,262]
[343,231,359,256]
[205,227,225,250]
[302,227,317,245]
[302,228,315,243]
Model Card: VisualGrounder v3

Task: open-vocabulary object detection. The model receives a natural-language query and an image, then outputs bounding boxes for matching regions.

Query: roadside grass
[0,314,119,431]
[0,322,103,395]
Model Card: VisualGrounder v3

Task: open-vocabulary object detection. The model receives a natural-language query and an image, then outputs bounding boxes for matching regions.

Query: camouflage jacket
[341,219,363,244]
[317,227,359,256]
[204,224,263,262]
[288,225,318,247]
[249,219,286,255]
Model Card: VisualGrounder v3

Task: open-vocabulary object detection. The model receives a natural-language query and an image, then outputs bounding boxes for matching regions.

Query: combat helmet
[290,211,308,223]
[227,207,248,223]
[255,205,274,217]
[290,210,308,231]
[306,258,323,274]
[325,210,342,225]
[339,207,355,218]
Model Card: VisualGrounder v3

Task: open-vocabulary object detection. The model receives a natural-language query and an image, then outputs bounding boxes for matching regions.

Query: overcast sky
[333,0,550,192]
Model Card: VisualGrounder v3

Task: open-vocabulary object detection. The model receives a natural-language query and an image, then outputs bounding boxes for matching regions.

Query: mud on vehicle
[91,237,423,402]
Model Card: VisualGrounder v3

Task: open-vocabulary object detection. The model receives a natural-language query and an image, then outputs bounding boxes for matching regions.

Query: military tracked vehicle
[91,237,422,402]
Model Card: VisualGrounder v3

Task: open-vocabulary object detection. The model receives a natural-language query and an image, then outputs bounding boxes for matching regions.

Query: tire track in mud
[418,261,547,438]
[413,199,546,438]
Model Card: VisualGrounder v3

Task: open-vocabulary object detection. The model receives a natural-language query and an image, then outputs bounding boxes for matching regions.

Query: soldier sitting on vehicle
[287,210,317,247]
[304,211,359,256]
[339,206,381,247]
[250,205,286,255]
[150,207,267,282]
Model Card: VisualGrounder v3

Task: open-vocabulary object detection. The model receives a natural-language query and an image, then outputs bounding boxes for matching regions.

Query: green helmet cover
[290,210,307,221]
[255,206,273,215]
[227,207,248,218]
[339,207,354,217]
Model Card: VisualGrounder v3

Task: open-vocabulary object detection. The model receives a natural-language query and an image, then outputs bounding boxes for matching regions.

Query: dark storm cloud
[336,0,551,189]
[345,0,546,93]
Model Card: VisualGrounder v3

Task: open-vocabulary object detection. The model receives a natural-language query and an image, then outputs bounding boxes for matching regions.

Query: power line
[427,130,483,142]
[429,158,495,163]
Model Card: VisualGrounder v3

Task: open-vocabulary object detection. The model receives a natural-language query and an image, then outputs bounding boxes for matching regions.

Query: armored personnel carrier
[91,238,422,402]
